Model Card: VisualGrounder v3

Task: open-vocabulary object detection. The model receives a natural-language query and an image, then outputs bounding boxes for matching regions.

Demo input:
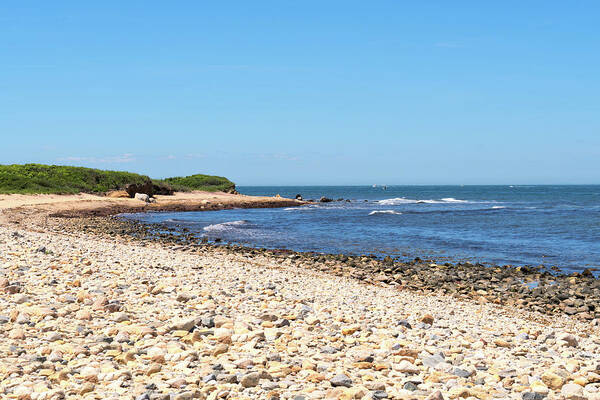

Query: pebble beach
[1,208,600,400]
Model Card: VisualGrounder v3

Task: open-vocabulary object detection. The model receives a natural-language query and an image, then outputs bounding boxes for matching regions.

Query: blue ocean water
[124,185,600,273]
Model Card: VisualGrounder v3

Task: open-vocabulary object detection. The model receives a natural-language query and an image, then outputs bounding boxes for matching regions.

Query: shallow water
[124,185,600,273]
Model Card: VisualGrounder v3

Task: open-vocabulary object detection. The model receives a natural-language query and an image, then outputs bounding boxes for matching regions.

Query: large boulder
[152,182,175,195]
[125,181,153,198]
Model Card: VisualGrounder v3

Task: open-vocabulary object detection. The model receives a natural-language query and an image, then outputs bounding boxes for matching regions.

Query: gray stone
[452,367,472,378]
[373,390,388,399]
[522,392,546,400]
[330,374,352,388]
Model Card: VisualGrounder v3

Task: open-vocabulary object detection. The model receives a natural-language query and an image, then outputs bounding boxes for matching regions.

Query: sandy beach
[1,193,599,399]
[0,192,304,224]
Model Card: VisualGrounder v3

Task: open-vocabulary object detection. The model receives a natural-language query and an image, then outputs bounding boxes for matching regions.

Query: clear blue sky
[1,1,599,185]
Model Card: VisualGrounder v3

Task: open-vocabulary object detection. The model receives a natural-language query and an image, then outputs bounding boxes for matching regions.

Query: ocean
[123,185,600,273]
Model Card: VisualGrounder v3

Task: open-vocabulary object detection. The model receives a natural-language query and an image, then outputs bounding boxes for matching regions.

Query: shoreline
[2,192,599,322]
[2,193,600,398]
[50,215,600,324]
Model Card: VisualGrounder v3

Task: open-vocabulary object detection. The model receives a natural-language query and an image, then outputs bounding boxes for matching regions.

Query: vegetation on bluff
[0,164,235,195]
[160,174,236,193]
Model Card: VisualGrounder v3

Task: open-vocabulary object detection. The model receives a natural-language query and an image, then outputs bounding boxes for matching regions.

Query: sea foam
[378,197,472,205]
[368,210,402,216]
[441,197,468,203]
[203,220,248,232]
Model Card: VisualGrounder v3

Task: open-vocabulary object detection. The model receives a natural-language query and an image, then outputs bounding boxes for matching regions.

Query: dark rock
[125,181,153,198]
[152,182,174,195]
[398,320,412,329]
[275,318,290,327]
[582,268,595,277]
[319,197,333,203]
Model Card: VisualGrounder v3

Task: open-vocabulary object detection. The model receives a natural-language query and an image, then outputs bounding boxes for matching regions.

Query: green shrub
[160,174,236,192]
[0,164,151,194]
[0,164,236,195]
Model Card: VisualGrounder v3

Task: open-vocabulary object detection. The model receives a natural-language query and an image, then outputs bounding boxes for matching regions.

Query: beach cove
[1,192,600,399]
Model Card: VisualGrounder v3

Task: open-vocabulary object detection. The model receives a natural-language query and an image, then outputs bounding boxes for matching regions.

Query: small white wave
[284,205,319,211]
[379,197,419,205]
[491,206,505,209]
[368,210,402,216]
[379,197,471,205]
[203,220,248,232]
[441,197,468,203]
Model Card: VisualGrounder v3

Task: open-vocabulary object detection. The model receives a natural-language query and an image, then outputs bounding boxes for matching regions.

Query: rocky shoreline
[52,215,600,324]
[2,205,600,399]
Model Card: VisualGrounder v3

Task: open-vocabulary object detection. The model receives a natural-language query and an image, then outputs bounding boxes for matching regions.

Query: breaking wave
[379,197,474,205]
[368,210,403,216]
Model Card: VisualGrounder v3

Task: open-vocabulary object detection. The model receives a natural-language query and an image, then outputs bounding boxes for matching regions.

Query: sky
[1,1,599,185]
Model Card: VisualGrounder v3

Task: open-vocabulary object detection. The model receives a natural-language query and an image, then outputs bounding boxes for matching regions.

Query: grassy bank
[0,164,235,195]
[160,174,235,193]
